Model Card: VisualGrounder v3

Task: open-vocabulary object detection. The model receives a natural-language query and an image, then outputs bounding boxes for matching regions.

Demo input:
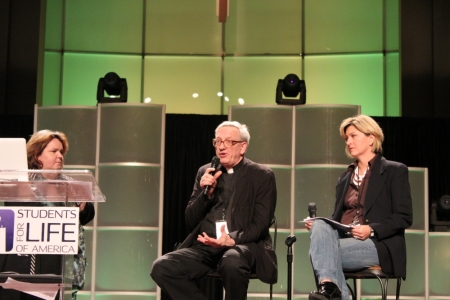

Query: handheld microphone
[308,202,317,218]
[203,156,220,196]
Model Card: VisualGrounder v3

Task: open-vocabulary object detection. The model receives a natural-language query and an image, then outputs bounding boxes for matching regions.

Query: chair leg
[382,278,389,300]
[395,277,402,300]
[373,275,387,300]
[346,278,357,300]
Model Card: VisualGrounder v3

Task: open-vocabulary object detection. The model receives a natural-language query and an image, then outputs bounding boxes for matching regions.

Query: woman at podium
[0,130,95,300]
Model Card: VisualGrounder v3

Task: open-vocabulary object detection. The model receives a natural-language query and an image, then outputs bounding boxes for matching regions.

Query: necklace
[352,166,368,187]
[351,165,369,226]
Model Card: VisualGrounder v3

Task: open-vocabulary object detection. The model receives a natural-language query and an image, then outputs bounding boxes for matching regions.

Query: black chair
[344,265,402,300]
[206,216,277,300]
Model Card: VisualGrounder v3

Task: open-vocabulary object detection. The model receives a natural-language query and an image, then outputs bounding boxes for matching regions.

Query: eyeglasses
[212,139,244,148]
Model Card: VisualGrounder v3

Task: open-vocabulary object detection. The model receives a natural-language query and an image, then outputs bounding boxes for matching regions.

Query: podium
[0,169,105,300]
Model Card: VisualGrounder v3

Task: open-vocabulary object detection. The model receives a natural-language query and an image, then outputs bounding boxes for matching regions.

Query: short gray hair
[215,121,250,144]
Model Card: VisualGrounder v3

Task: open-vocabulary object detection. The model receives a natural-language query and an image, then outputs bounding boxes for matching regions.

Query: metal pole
[285,235,297,300]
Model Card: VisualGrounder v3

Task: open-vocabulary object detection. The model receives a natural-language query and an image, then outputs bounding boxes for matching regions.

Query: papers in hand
[303,217,353,232]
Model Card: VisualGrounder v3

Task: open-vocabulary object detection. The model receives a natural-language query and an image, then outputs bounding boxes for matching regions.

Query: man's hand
[197,225,235,248]
[200,168,223,197]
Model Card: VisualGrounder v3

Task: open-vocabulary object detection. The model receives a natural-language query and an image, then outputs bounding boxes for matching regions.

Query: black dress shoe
[309,282,342,300]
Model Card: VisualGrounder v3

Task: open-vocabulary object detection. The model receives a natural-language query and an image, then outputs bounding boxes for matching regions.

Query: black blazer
[180,157,278,284]
[332,155,413,279]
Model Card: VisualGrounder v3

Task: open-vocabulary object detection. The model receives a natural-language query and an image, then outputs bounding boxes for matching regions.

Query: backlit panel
[304,54,384,116]
[305,0,383,53]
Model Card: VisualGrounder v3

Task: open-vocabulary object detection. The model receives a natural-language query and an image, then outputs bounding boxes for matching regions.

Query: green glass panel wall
[295,105,360,164]
[304,54,384,116]
[429,233,450,296]
[225,0,302,55]
[386,53,400,116]
[399,233,426,296]
[35,105,165,298]
[61,53,142,106]
[409,168,427,231]
[145,0,221,54]
[143,56,221,114]
[229,105,293,165]
[385,0,400,51]
[223,57,302,113]
[271,168,292,230]
[44,0,63,50]
[95,229,158,291]
[37,107,97,166]
[97,165,160,227]
[76,294,92,300]
[304,0,383,53]
[43,1,401,116]
[293,230,316,294]
[65,0,143,53]
[42,52,62,106]
[295,166,347,225]
[98,104,163,164]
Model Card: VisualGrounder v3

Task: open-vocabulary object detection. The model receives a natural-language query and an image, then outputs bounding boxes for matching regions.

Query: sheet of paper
[302,217,353,232]
[0,277,59,300]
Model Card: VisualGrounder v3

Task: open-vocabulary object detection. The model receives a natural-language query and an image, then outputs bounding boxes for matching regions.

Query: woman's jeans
[310,220,379,300]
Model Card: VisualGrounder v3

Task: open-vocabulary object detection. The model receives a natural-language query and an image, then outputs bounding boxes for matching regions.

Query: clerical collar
[225,158,244,174]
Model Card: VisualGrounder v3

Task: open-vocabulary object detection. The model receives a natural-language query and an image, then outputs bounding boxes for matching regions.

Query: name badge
[215,220,229,238]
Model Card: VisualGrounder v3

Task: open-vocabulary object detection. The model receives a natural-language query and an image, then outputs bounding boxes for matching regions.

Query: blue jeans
[309,220,379,300]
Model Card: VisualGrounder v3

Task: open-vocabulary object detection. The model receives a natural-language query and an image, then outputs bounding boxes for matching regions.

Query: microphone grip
[308,202,317,218]
[203,156,220,196]
[203,184,211,196]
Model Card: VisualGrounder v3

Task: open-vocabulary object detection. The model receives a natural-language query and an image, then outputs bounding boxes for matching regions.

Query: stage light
[430,195,450,231]
[97,72,128,103]
[276,74,306,105]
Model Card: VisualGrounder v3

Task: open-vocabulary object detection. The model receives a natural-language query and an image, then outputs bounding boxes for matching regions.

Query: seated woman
[305,115,413,300]
[0,130,95,300]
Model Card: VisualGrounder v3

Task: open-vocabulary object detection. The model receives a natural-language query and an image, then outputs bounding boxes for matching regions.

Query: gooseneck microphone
[308,202,317,218]
[203,156,220,196]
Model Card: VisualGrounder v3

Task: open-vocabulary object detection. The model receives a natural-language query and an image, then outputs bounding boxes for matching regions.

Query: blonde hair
[27,130,69,169]
[339,115,384,158]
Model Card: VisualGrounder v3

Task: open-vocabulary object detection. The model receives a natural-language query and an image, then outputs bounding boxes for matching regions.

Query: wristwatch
[369,226,375,237]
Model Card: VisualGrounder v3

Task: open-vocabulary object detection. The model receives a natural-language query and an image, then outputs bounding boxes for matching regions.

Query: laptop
[0,138,28,181]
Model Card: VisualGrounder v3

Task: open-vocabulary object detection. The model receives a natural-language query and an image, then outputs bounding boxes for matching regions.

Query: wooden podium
[0,169,105,300]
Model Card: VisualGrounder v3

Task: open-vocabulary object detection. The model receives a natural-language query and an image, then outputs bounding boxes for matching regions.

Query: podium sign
[0,207,79,255]
[0,169,105,300]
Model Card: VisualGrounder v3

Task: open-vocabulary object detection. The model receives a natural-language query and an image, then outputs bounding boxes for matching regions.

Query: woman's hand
[305,217,314,231]
[78,202,86,211]
[350,225,371,240]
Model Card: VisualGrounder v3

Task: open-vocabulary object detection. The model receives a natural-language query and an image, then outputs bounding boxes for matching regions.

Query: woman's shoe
[309,282,342,300]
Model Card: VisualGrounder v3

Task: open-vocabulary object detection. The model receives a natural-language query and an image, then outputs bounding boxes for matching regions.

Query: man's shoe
[309,282,342,300]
